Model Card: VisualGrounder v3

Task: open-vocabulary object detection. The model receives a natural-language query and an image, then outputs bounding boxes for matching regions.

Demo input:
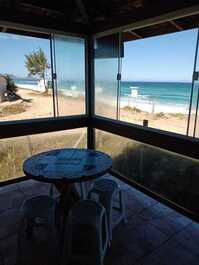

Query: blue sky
[123,28,198,82]
[0,33,85,80]
[0,33,50,78]
[0,28,198,82]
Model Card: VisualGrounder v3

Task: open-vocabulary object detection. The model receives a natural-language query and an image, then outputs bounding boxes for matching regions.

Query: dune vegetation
[96,130,199,213]
[0,129,86,181]
[1,127,199,212]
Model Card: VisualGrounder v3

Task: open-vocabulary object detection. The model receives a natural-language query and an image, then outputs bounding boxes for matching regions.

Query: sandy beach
[96,101,187,135]
[0,87,187,135]
[0,88,85,120]
[0,86,191,183]
[120,107,187,135]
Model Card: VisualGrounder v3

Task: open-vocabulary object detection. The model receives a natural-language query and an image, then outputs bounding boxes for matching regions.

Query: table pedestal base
[54,183,80,214]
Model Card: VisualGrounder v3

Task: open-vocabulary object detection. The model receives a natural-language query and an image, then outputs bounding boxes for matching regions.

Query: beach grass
[123,105,142,113]
[0,103,197,213]
[170,112,186,119]
[0,87,192,211]
[96,130,199,212]
[0,103,28,117]
[155,112,167,119]
[0,129,87,181]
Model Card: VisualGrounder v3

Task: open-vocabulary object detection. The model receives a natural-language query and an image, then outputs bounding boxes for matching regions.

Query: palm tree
[25,48,50,93]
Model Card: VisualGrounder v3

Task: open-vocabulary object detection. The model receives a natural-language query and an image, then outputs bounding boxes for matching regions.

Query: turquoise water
[14,78,193,110]
[121,81,192,107]
[14,78,39,85]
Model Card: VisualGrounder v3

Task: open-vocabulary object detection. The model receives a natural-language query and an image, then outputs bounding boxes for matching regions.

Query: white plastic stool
[62,200,109,265]
[88,178,127,242]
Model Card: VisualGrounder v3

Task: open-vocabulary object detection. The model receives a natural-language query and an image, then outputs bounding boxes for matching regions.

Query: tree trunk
[42,72,48,93]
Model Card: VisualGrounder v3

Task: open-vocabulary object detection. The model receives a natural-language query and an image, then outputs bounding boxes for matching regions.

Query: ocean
[120,81,192,114]
[14,78,42,91]
[14,79,39,85]
[14,78,192,114]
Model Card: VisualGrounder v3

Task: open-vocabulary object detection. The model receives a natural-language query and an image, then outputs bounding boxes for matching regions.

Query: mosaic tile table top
[23,149,112,183]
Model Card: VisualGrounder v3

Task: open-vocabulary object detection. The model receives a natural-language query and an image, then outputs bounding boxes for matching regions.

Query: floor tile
[0,182,21,193]
[113,217,168,261]
[0,234,18,265]
[137,238,199,265]
[0,209,22,239]
[140,203,192,236]
[173,222,199,256]
[0,176,198,265]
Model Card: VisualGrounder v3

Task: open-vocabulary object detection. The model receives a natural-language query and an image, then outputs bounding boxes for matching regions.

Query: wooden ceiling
[123,13,199,42]
[0,0,198,37]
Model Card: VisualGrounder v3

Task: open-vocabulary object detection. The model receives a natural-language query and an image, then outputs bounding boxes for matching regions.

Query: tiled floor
[0,177,199,265]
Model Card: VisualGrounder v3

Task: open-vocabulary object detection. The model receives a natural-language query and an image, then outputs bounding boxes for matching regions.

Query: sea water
[14,78,40,91]
[120,81,192,114]
[13,78,192,114]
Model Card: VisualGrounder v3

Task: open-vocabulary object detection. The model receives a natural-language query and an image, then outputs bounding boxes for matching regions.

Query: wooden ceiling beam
[169,20,183,31]
[94,3,199,37]
[20,3,64,18]
[1,27,7,32]
[132,0,144,8]
[75,0,89,24]
[0,8,88,35]
[128,30,142,39]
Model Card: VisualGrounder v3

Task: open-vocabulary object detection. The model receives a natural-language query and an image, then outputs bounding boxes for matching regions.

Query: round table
[23,148,112,210]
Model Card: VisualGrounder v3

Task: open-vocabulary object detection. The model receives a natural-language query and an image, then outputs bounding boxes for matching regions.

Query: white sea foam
[16,83,38,90]
[120,97,188,114]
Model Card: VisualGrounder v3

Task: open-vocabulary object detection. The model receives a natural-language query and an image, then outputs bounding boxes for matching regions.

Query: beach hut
[0,2,199,265]
[0,75,7,102]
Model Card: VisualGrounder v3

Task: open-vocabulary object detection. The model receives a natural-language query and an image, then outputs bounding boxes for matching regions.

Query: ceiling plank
[169,20,183,30]
[75,0,89,24]
[94,3,199,37]
[128,30,142,39]
[1,27,7,32]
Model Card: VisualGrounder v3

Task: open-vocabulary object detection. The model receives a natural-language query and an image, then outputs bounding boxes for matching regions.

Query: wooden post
[143,119,148,127]
[0,76,7,102]
[85,36,95,149]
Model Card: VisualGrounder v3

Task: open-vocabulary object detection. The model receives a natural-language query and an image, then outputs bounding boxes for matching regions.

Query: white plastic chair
[62,200,109,265]
[74,182,89,200]
[17,195,59,264]
[21,195,57,240]
[88,178,127,242]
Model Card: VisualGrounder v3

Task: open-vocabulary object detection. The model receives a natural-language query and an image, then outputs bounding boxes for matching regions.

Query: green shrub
[170,112,185,119]
[123,106,142,113]
[96,131,199,212]
[4,75,17,92]
[155,112,165,118]
[0,103,27,116]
